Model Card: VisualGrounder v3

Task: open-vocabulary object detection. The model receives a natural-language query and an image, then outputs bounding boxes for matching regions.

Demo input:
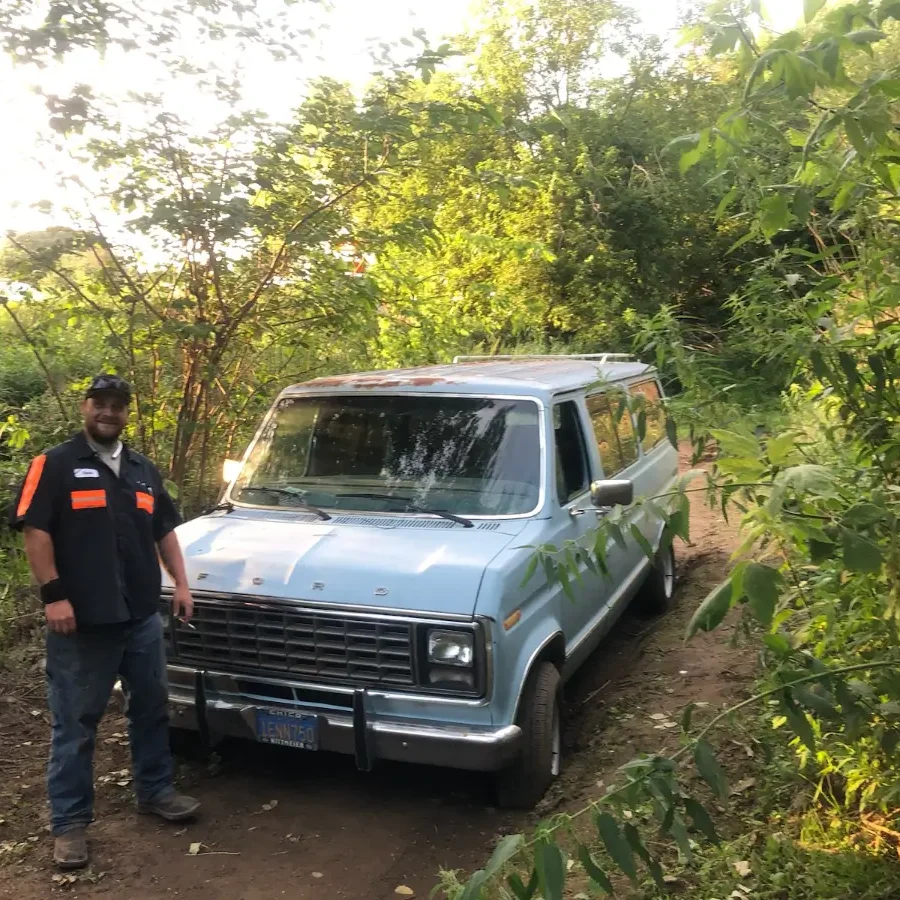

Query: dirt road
[0,454,753,899]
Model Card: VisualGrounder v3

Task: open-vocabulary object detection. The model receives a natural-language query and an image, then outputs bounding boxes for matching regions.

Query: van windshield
[230,394,543,517]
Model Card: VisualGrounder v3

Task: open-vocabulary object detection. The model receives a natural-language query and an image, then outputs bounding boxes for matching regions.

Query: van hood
[165,512,526,617]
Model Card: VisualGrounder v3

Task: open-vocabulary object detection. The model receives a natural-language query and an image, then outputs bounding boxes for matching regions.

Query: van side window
[585,393,622,475]
[586,390,639,475]
[629,379,665,452]
[614,392,639,468]
[553,401,589,504]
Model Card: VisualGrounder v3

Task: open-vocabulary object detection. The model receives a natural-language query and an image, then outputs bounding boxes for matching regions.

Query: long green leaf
[558,568,576,602]
[782,691,817,753]
[593,528,610,577]
[686,579,734,638]
[804,0,826,22]
[630,524,655,562]
[845,29,886,45]
[764,633,791,656]
[595,812,637,883]
[835,679,865,739]
[709,428,760,458]
[506,870,538,900]
[794,687,841,721]
[534,840,565,900]
[837,350,860,391]
[694,739,728,799]
[743,562,783,627]
[841,529,883,573]
[681,702,697,734]
[744,49,782,99]
[668,499,690,543]
[623,823,665,889]
[715,186,739,220]
[576,844,613,895]
[667,811,693,861]
[684,797,720,844]
[607,523,628,551]
[483,834,524,879]
[520,555,539,587]
[459,871,487,900]
[666,415,678,449]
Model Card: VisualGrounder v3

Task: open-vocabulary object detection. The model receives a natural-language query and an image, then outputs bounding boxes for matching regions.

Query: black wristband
[40,579,67,606]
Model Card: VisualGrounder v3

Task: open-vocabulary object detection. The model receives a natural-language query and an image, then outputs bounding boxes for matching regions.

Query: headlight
[427,630,475,667]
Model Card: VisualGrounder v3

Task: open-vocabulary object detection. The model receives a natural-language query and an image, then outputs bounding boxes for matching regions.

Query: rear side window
[629,380,665,452]
[585,393,622,475]
[586,390,639,476]
[553,400,590,503]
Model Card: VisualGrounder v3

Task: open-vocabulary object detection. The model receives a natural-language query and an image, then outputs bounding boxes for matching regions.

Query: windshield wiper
[336,492,474,529]
[239,485,332,521]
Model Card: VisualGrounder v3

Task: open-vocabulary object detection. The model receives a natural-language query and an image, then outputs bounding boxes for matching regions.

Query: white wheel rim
[550,702,561,777]
[662,548,675,598]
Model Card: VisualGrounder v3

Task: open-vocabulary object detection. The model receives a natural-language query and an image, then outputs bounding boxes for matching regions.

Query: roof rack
[452,353,636,364]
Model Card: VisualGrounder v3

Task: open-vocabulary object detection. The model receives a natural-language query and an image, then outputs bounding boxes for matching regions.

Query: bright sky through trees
[0,0,803,233]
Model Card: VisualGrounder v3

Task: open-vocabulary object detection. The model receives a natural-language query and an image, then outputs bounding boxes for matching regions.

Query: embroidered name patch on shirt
[74,468,100,478]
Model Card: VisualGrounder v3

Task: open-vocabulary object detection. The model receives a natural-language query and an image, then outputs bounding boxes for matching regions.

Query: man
[10,374,200,870]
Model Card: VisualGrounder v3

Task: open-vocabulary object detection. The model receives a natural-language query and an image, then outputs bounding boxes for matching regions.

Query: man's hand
[46,600,77,634]
[172,584,194,623]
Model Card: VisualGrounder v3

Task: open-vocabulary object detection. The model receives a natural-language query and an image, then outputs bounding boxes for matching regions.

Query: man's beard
[85,421,123,447]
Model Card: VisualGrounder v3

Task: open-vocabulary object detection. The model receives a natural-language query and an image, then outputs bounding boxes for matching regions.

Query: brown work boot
[53,827,88,870]
[138,792,200,822]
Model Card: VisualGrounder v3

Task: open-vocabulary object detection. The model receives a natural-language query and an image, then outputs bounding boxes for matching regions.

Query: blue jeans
[46,613,174,835]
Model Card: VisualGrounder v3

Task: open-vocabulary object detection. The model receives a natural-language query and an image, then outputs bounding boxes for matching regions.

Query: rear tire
[495,662,561,809]
[635,541,676,616]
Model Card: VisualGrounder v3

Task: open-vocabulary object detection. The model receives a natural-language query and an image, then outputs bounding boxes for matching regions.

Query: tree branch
[0,294,70,423]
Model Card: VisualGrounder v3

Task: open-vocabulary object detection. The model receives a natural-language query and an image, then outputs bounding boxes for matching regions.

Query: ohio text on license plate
[255,709,319,750]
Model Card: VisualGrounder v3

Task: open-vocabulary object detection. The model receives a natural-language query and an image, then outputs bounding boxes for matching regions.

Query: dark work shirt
[10,432,181,627]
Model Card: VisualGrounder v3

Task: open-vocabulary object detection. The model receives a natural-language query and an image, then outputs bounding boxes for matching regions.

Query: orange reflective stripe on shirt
[16,454,47,518]
[136,492,154,514]
[71,490,107,510]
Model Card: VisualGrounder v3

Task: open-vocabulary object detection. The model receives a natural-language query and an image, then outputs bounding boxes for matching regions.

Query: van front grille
[169,598,415,687]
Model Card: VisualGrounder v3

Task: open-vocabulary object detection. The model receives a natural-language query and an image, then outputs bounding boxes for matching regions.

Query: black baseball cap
[85,374,132,403]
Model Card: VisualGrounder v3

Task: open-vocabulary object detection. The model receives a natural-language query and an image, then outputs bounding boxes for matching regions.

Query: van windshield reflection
[230,394,542,517]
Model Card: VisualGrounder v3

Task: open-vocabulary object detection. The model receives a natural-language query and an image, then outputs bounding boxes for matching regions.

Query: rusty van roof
[283,356,653,399]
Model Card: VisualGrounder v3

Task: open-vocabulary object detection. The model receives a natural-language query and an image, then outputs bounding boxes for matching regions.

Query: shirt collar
[89,437,122,458]
[74,431,130,462]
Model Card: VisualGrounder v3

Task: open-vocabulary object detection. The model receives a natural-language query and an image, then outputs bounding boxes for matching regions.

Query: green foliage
[446,3,900,898]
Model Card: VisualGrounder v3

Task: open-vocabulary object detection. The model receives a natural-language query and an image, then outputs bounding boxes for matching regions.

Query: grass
[432,715,900,900]
[678,810,900,900]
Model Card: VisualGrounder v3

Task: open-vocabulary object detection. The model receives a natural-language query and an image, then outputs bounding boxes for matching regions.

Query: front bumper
[158,665,521,772]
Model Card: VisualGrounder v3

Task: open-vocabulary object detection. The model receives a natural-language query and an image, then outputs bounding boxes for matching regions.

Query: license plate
[255,709,319,750]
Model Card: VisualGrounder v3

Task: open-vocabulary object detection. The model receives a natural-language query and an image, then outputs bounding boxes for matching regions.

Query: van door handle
[569,507,609,518]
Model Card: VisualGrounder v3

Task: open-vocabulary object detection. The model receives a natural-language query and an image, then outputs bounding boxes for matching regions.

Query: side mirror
[222,459,242,483]
[590,479,634,509]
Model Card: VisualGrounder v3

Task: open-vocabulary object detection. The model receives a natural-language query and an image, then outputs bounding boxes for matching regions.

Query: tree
[3,43,491,509]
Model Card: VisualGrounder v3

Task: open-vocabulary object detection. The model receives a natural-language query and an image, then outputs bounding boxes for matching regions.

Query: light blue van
[161,354,679,807]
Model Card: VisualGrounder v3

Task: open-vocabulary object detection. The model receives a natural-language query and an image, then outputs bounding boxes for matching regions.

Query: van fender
[493,623,565,727]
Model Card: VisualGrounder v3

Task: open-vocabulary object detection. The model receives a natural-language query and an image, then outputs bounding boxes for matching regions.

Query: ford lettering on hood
[165,512,526,616]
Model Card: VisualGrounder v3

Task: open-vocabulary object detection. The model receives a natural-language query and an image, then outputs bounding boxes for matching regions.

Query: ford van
[161,354,679,807]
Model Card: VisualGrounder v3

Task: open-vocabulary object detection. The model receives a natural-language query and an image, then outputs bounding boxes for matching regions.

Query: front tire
[495,662,561,809]
[636,541,676,615]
